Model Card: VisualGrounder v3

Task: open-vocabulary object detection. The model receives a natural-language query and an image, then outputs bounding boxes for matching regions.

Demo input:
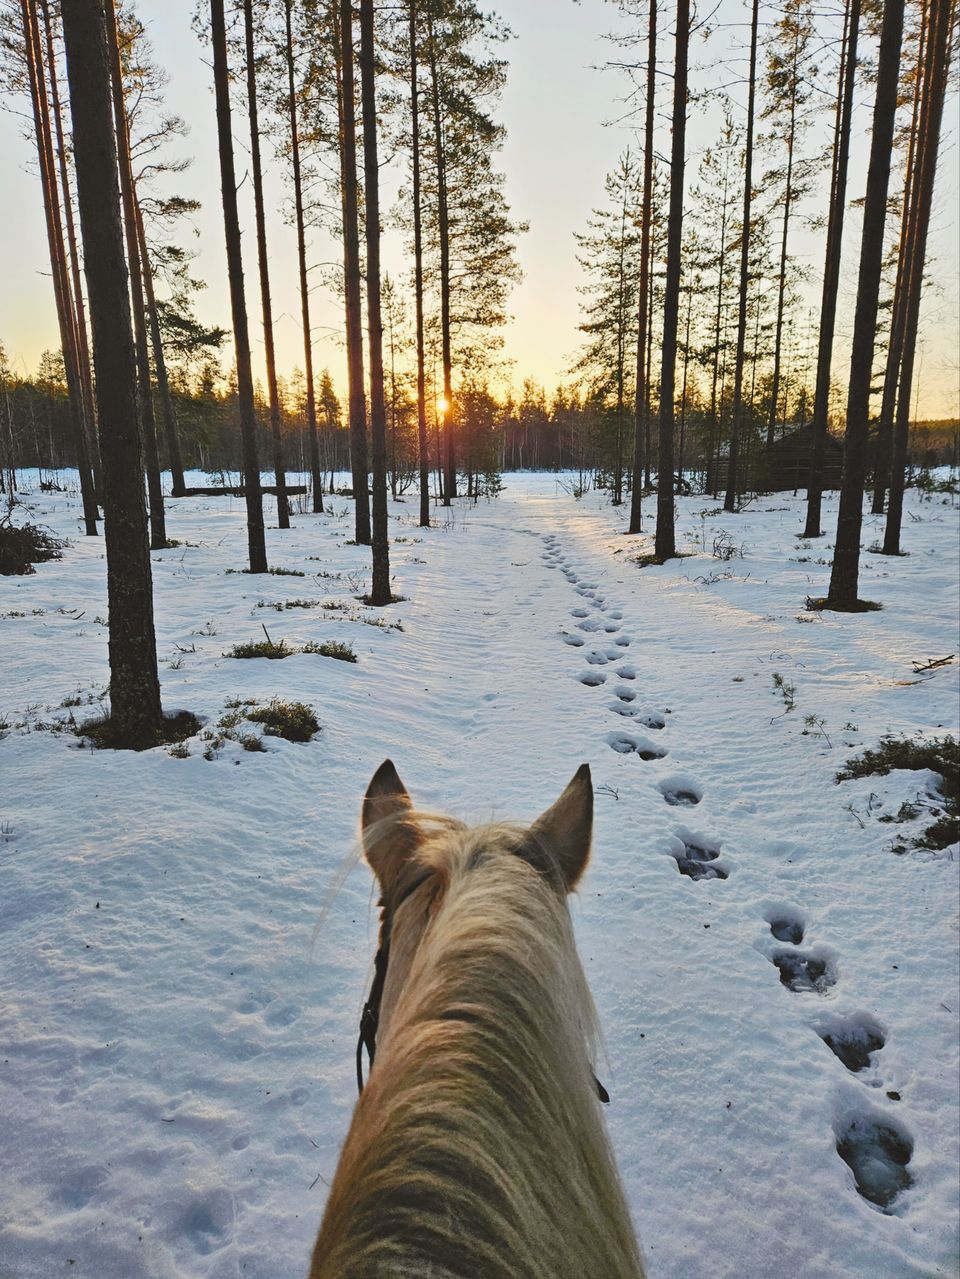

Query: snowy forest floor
[1,470,958,1279]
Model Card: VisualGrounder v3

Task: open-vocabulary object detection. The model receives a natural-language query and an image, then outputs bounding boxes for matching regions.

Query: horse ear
[529,764,593,891]
[362,759,417,890]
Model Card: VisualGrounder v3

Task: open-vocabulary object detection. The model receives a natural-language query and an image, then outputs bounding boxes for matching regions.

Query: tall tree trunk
[105,0,167,549]
[358,0,391,604]
[61,0,163,746]
[872,0,928,514]
[804,0,860,536]
[678,281,693,478]
[21,0,98,536]
[133,193,186,496]
[644,250,654,488]
[428,20,454,505]
[707,157,731,497]
[766,20,800,451]
[245,0,289,528]
[210,0,267,573]
[883,0,952,554]
[410,1,430,527]
[336,0,371,542]
[826,0,905,606]
[654,0,689,560]
[629,0,656,533]
[39,0,101,502]
[614,176,628,507]
[766,21,802,455]
[724,0,760,512]
[284,0,323,515]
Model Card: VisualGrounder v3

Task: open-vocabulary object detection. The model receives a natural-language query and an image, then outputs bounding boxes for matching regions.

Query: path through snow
[1,473,958,1278]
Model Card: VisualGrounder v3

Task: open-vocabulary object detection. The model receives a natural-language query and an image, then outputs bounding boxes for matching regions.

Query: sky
[1,0,958,418]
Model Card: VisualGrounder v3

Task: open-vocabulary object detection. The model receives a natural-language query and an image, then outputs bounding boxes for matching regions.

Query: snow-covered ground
[1,470,958,1279]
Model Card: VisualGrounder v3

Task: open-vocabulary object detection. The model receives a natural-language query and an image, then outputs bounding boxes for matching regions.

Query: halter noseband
[354,869,610,1105]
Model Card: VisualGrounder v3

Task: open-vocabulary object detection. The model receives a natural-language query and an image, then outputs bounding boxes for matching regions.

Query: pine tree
[653,0,690,560]
[60,0,163,747]
[38,0,101,500]
[761,0,816,450]
[724,0,760,512]
[825,0,905,608]
[19,0,99,535]
[244,0,289,529]
[804,0,861,537]
[335,0,371,542]
[210,0,267,573]
[882,0,953,555]
[409,0,431,527]
[105,0,167,549]
[629,0,656,533]
[283,0,324,515]
[358,0,392,604]
[574,153,642,505]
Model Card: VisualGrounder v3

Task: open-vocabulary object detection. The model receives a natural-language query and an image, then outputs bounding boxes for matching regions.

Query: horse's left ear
[529,763,593,891]
[362,759,418,892]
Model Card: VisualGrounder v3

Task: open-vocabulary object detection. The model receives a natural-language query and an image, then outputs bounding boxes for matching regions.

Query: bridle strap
[354,869,611,1105]
[356,870,434,1094]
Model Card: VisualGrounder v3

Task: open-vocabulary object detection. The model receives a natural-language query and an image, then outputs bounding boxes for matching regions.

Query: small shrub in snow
[0,519,64,576]
[771,672,797,713]
[225,638,293,659]
[226,638,357,662]
[837,735,959,851]
[256,598,319,611]
[712,531,745,560]
[302,640,356,662]
[245,700,319,742]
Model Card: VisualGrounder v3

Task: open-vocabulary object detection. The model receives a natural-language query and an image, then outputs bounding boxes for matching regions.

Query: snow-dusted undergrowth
[1,470,957,1278]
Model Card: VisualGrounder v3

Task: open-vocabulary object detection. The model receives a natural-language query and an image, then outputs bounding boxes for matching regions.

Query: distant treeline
[2,353,956,496]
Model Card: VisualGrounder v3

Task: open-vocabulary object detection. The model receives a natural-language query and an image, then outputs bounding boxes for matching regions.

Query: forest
[0,0,958,1276]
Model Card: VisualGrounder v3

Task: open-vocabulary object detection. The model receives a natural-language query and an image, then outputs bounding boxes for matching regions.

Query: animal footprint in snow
[812,1011,886,1073]
[616,664,637,680]
[577,618,604,632]
[834,1106,913,1211]
[562,633,585,647]
[667,828,727,880]
[578,671,607,687]
[605,731,666,760]
[603,621,621,633]
[765,906,805,946]
[657,774,703,807]
[771,948,837,994]
[607,609,623,619]
[584,651,609,666]
[613,635,631,647]
[571,607,590,618]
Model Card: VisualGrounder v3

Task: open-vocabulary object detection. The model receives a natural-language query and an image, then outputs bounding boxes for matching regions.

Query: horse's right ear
[528,763,593,891]
[362,760,418,891]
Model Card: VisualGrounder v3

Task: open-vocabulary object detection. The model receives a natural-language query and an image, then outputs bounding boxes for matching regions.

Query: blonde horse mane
[310,793,644,1279]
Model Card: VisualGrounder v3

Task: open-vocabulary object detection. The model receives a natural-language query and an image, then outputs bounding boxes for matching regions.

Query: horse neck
[312,851,644,1279]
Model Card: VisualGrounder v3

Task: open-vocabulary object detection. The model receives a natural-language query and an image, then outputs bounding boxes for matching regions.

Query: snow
[1,470,958,1278]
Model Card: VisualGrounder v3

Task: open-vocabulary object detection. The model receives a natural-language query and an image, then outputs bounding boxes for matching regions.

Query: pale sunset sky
[1,0,958,418]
